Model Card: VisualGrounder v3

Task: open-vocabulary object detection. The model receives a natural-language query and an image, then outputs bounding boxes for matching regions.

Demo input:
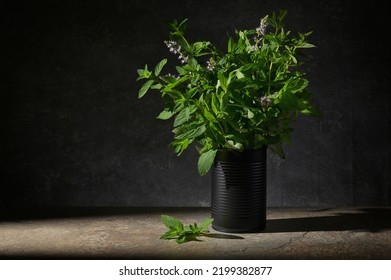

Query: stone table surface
[0,207,390,259]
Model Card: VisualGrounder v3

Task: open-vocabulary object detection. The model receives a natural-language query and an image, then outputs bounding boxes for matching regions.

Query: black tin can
[211,148,267,233]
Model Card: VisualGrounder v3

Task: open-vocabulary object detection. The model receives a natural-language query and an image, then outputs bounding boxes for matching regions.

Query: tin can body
[211,148,267,233]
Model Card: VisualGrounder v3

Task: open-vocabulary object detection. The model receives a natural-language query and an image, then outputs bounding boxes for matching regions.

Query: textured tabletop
[1,207,390,259]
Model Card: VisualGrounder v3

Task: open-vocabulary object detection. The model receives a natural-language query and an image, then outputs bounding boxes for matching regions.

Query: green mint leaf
[197,149,217,176]
[176,66,186,75]
[270,143,286,159]
[235,70,245,79]
[151,83,162,90]
[161,215,184,232]
[191,224,200,234]
[138,80,154,99]
[203,109,216,122]
[174,125,206,140]
[190,224,198,233]
[199,218,214,232]
[173,105,197,127]
[218,72,228,92]
[160,230,178,240]
[176,235,187,244]
[301,106,321,117]
[157,110,173,120]
[154,58,167,76]
[297,42,315,48]
[247,109,254,119]
[136,65,152,81]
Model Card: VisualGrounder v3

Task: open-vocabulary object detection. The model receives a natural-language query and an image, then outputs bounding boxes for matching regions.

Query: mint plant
[137,11,319,176]
[160,215,214,244]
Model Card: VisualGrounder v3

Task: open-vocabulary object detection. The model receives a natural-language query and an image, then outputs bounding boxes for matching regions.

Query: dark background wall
[1,0,390,207]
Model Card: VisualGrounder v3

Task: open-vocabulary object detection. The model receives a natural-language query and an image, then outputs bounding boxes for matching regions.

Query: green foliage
[160,215,214,244]
[198,149,217,176]
[137,11,319,175]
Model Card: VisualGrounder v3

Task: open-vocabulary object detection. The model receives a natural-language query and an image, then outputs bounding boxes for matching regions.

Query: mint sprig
[160,214,214,244]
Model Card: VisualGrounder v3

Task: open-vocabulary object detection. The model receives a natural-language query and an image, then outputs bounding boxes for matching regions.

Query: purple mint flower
[206,57,216,71]
[164,40,189,64]
[256,15,269,37]
[251,15,269,50]
[260,96,272,108]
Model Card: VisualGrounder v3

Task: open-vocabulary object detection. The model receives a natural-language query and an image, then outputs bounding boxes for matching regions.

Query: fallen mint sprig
[160,214,214,244]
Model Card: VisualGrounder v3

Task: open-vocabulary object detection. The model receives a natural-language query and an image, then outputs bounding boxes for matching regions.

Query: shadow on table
[204,233,244,240]
[264,208,391,233]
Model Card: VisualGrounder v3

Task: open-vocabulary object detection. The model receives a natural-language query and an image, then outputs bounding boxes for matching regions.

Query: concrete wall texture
[1,0,390,207]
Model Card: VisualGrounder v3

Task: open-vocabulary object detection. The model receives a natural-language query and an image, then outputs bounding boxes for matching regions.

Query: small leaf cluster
[160,214,213,244]
[137,11,319,176]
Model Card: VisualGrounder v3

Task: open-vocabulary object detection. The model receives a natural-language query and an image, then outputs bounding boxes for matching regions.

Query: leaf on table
[161,215,184,232]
